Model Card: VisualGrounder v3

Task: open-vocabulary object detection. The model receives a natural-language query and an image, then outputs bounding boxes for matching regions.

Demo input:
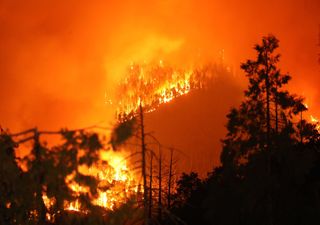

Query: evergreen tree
[212,34,320,225]
[221,34,314,167]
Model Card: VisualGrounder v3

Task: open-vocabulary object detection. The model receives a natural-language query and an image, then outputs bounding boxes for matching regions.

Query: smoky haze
[0,0,319,173]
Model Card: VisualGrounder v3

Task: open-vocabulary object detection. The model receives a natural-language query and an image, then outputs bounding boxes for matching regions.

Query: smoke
[0,0,319,172]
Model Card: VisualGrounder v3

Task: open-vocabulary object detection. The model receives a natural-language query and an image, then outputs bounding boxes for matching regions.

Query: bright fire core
[42,150,140,214]
[74,151,139,211]
[92,150,139,209]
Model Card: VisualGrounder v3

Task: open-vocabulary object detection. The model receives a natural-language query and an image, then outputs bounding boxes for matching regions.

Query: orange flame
[304,101,320,132]
[114,61,212,121]
[310,115,320,131]
[43,150,140,214]
[92,151,139,209]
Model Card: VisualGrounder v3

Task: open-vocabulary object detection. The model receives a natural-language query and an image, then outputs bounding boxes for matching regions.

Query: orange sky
[1,0,319,173]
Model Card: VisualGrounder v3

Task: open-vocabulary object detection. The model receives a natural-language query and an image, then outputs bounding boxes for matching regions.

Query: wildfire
[304,102,320,132]
[43,150,140,214]
[114,61,213,121]
[43,59,218,215]
[311,115,320,131]
[65,200,81,212]
[64,175,90,212]
[92,150,140,209]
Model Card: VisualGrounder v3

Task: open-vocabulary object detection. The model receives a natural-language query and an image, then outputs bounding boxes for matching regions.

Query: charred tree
[149,153,153,220]
[158,146,162,221]
[167,148,174,209]
[32,129,47,225]
[275,85,279,135]
[139,102,149,225]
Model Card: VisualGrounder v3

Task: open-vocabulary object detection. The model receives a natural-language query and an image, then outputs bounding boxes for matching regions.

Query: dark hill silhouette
[144,66,245,176]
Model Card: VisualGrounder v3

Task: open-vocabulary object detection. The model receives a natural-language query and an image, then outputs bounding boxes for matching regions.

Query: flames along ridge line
[113,61,212,122]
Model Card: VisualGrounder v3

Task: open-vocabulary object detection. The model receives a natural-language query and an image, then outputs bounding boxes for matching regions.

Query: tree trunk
[149,153,153,220]
[275,87,278,135]
[33,129,47,225]
[139,103,148,225]
[300,110,303,144]
[167,148,173,209]
[263,50,274,225]
[265,61,271,147]
[158,146,162,221]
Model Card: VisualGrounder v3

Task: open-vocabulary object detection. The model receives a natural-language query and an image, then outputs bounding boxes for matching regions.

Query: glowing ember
[42,194,55,209]
[65,200,81,212]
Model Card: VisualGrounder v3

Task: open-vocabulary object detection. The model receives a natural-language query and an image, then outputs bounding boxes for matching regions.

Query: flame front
[114,61,212,121]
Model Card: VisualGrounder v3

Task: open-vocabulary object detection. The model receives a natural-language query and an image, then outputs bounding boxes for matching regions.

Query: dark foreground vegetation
[168,35,320,225]
[1,35,319,225]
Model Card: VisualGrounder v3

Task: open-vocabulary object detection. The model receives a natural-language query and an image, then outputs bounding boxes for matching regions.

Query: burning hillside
[113,61,226,121]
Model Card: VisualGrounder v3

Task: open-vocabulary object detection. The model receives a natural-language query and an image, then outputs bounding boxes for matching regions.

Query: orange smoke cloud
[0,0,319,174]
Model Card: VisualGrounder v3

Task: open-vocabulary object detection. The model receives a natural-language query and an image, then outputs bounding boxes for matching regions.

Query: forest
[1,35,320,225]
